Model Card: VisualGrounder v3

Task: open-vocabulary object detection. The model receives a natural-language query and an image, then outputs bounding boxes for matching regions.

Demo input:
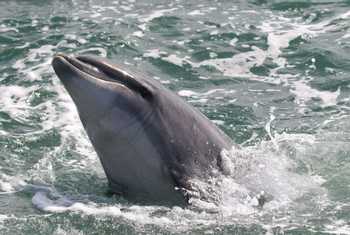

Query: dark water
[1,0,350,234]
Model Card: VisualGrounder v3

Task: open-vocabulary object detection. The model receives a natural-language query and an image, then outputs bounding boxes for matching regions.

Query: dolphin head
[52,54,189,205]
[52,54,231,206]
[52,54,155,127]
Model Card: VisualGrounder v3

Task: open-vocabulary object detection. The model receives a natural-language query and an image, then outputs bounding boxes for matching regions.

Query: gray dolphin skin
[52,54,232,206]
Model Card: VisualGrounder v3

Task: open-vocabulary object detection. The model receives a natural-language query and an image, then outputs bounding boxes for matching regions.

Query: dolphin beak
[52,53,108,81]
[52,53,154,99]
[53,52,67,60]
[51,53,69,75]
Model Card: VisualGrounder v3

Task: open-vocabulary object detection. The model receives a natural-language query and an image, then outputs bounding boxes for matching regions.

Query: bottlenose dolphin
[52,54,232,206]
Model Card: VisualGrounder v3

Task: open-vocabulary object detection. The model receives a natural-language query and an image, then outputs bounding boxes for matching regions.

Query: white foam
[0,24,18,33]
[178,90,197,97]
[75,47,107,57]
[341,32,350,39]
[325,220,350,234]
[188,10,204,16]
[132,31,144,38]
[339,10,350,19]
[258,19,314,75]
[216,133,326,212]
[120,5,133,11]
[5,38,102,180]
[64,34,87,44]
[178,88,233,99]
[259,9,350,70]
[212,119,225,125]
[291,80,340,108]
[143,49,167,59]
[139,8,177,23]
[265,107,279,150]
[144,46,267,78]
[15,42,30,49]
[255,11,348,110]
[27,152,56,185]
[12,44,56,81]
[143,49,190,67]
[0,214,9,221]
[52,227,84,235]
[229,38,238,46]
[0,173,26,194]
[164,54,188,67]
[194,46,266,78]
[32,191,175,226]
[41,26,49,32]
[0,85,37,119]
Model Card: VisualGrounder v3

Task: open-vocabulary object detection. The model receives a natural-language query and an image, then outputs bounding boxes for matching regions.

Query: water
[0,0,350,234]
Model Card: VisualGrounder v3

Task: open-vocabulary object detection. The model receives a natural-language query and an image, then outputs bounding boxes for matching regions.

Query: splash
[29,131,327,232]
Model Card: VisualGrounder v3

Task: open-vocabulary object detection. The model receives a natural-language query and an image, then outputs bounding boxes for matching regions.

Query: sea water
[0,0,350,234]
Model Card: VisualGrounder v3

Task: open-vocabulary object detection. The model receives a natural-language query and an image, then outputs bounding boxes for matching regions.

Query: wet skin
[52,54,232,206]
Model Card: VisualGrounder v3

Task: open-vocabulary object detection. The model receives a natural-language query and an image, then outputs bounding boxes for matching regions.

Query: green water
[1,0,350,234]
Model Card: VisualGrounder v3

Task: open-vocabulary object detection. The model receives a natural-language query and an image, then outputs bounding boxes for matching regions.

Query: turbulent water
[1,0,350,234]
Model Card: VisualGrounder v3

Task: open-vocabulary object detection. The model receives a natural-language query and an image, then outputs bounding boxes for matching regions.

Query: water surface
[1,0,350,234]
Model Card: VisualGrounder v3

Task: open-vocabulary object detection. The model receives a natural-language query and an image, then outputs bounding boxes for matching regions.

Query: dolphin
[52,54,232,206]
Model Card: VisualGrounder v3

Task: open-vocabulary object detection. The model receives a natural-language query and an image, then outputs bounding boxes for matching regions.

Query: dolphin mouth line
[53,53,152,98]
[53,53,122,84]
